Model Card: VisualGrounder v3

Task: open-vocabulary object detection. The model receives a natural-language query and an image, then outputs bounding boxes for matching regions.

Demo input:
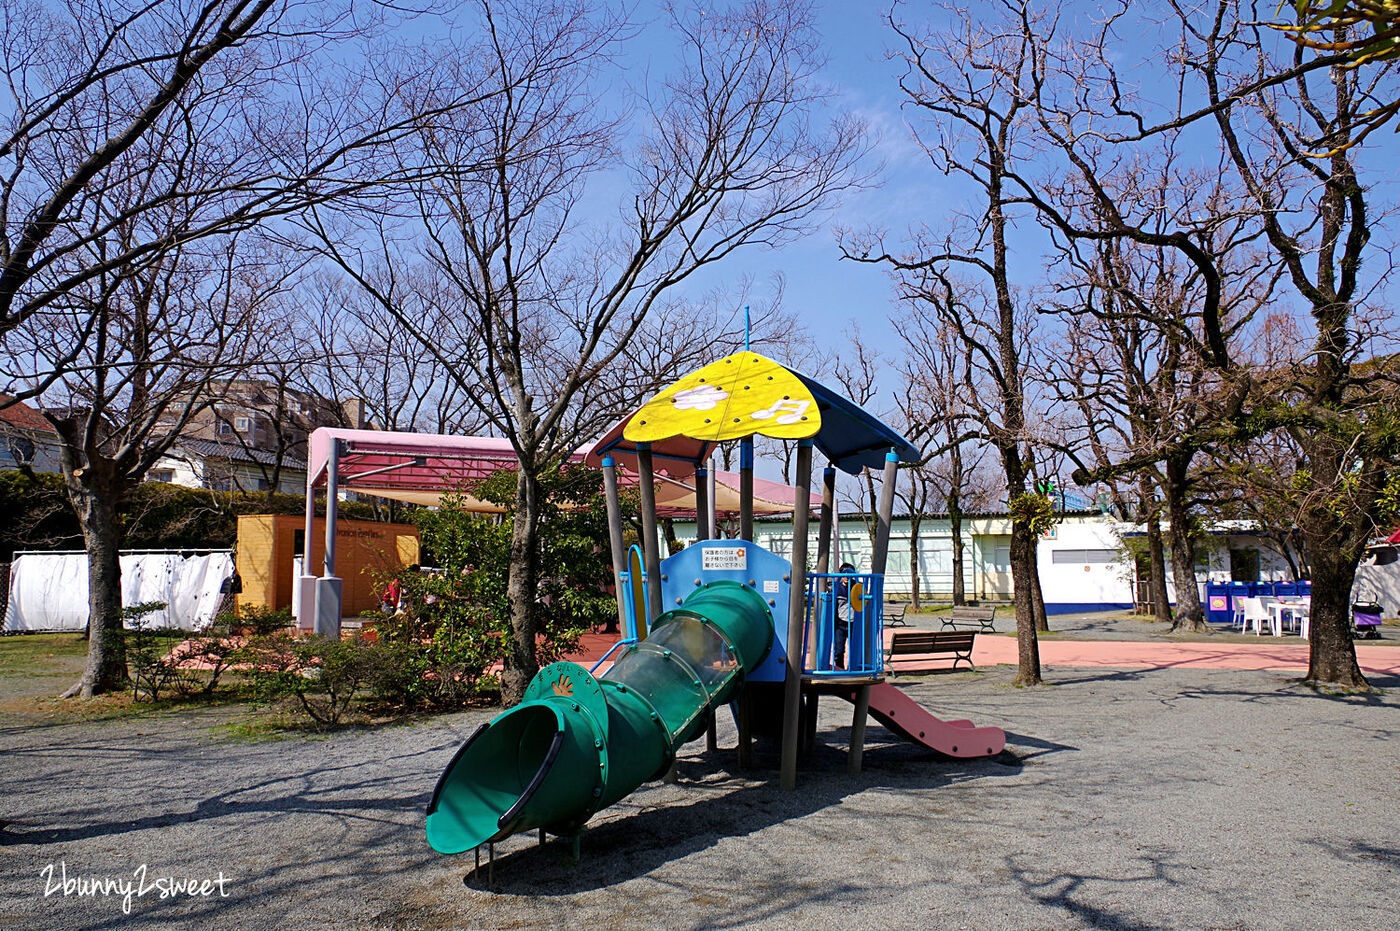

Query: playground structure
[425,350,1007,862]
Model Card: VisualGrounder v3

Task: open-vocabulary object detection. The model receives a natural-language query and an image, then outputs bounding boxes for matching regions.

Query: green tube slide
[426,580,774,855]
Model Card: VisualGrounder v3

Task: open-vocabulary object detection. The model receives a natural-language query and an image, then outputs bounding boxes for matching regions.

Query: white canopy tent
[3,550,234,632]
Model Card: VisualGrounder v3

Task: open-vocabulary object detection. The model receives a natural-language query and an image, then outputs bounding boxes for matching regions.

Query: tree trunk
[908,518,922,610]
[1009,517,1042,686]
[1145,511,1172,624]
[501,469,542,706]
[63,469,128,697]
[1304,538,1368,687]
[1030,545,1049,632]
[661,516,680,555]
[949,495,966,606]
[1164,457,1205,631]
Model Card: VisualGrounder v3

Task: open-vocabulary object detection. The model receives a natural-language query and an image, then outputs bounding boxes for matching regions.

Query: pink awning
[307,427,801,515]
[307,428,581,513]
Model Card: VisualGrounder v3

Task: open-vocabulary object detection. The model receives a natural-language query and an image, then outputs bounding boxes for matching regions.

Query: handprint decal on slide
[671,384,729,411]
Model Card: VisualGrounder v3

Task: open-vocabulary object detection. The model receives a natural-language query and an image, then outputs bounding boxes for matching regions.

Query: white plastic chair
[1238,597,1274,636]
[1230,599,1247,632]
[1257,596,1284,636]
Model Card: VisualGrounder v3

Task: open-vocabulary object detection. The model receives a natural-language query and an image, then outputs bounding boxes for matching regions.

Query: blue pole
[744,304,751,351]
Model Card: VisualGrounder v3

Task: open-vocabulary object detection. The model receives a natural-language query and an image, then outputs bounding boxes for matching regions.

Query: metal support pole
[636,444,664,622]
[810,466,836,667]
[739,439,754,542]
[298,466,319,629]
[694,464,710,542]
[871,451,899,576]
[779,439,814,791]
[708,461,718,539]
[323,440,340,577]
[815,466,836,574]
[302,473,316,570]
[601,455,628,635]
[315,440,344,638]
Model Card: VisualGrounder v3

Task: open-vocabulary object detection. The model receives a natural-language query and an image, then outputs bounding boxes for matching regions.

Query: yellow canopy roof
[623,351,822,444]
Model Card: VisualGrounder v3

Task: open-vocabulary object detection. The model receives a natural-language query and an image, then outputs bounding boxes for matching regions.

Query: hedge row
[0,470,387,560]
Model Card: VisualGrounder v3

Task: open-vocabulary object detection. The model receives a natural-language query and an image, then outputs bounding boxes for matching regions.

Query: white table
[1267,600,1309,637]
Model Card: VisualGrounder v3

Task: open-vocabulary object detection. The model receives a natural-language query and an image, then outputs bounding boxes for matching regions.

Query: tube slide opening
[426,703,563,854]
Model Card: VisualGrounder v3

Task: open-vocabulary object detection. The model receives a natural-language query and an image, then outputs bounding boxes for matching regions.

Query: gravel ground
[3,656,1398,931]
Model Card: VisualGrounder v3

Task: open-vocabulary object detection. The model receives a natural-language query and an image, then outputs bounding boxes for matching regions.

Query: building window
[1050,548,1118,564]
[992,545,1011,571]
[234,415,252,432]
[148,470,175,484]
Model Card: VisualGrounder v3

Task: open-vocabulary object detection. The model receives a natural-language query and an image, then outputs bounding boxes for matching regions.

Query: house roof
[0,395,57,433]
[174,438,306,470]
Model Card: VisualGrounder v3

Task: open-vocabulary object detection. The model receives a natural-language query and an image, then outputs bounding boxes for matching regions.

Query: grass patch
[17,683,259,722]
[0,632,89,676]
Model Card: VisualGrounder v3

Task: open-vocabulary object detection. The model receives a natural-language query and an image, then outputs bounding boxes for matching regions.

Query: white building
[148,439,307,494]
[672,511,1306,614]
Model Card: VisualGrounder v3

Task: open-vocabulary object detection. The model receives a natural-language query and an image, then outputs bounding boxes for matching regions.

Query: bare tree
[307,274,487,437]
[0,0,517,696]
[846,6,1054,685]
[895,314,992,608]
[1023,0,1398,685]
[1188,2,1398,686]
[310,0,865,703]
[2,232,274,696]
[0,0,503,374]
[829,324,887,548]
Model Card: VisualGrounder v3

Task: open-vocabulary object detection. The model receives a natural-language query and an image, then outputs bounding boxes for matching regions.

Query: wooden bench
[882,602,910,628]
[940,604,998,633]
[885,630,977,671]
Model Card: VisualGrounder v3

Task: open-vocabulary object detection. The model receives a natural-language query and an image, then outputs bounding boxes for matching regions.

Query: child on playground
[835,561,856,669]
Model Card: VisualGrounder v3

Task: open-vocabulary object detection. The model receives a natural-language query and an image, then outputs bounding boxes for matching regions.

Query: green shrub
[234,604,294,637]
[125,602,201,702]
[412,463,621,669]
[364,576,506,709]
[244,632,374,728]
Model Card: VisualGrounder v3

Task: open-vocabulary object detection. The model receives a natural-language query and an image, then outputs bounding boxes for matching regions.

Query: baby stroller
[1352,600,1383,640]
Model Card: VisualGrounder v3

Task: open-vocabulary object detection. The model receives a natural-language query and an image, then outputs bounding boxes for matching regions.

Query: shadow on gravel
[1004,848,1186,931]
[1320,839,1400,865]
[460,738,1022,896]
[1000,731,1079,762]
[0,743,446,847]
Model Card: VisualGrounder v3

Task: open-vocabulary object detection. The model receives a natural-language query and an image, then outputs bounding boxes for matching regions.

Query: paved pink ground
[967,635,1400,676]
[567,631,1400,677]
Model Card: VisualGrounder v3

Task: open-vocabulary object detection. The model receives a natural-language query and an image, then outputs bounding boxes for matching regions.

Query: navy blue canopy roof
[793,370,920,475]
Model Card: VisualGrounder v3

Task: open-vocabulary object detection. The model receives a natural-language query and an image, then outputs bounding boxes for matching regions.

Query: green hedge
[0,470,386,560]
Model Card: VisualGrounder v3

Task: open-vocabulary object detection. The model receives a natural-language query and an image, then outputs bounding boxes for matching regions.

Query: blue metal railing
[802,571,884,678]
[592,544,646,674]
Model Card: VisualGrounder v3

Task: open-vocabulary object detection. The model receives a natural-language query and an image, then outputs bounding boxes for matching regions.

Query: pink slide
[850,682,1006,758]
